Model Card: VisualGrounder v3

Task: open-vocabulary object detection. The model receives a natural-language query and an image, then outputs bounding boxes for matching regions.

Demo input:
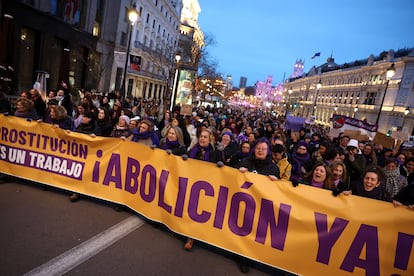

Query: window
[135,30,140,42]
[120,32,127,46]
[124,7,128,22]
[364,92,376,105]
[115,67,123,91]
[127,78,134,96]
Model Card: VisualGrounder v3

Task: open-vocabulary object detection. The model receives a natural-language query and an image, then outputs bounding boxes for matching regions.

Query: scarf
[237,151,250,160]
[311,180,324,189]
[384,168,401,197]
[116,124,127,130]
[188,144,211,161]
[291,151,310,176]
[131,129,160,146]
[162,139,180,150]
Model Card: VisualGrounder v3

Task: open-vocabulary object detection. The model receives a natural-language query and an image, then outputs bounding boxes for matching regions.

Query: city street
[0,177,290,276]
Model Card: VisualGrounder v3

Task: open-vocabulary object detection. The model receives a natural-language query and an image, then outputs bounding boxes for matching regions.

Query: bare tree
[197,32,221,79]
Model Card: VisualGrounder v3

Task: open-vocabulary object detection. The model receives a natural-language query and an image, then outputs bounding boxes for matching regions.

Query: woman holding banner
[44,104,74,130]
[302,162,334,190]
[235,137,280,273]
[131,119,160,147]
[14,97,40,120]
[237,137,280,179]
[184,128,224,251]
[354,166,390,202]
[159,126,187,156]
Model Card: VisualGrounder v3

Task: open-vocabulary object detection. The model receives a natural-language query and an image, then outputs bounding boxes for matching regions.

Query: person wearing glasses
[237,137,280,180]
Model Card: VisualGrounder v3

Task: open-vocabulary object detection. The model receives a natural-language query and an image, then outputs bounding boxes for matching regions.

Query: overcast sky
[197,0,414,87]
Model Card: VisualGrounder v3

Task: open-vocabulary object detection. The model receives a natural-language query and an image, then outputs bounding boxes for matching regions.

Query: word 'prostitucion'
[0,127,88,159]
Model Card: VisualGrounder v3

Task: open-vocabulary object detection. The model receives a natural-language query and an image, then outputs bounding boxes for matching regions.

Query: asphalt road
[0,176,291,276]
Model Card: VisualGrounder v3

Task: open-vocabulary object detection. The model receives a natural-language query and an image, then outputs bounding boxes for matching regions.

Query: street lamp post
[169,52,181,112]
[121,4,138,100]
[375,63,396,126]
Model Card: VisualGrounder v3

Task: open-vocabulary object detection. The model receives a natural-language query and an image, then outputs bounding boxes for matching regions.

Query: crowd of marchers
[1,84,413,273]
[1,84,413,210]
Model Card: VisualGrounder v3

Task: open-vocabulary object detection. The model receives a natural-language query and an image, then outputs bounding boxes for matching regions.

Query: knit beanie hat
[119,115,130,125]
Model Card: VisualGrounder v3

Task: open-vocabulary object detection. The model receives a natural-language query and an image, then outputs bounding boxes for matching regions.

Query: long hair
[329,160,347,182]
[16,97,34,112]
[52,105,68,120]
[305,162,334,189]
[167,125,184,146]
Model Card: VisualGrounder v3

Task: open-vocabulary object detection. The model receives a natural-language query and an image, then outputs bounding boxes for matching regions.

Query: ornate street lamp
[121,4,139,99]
[169,52,181,111]
[375,63,396,126]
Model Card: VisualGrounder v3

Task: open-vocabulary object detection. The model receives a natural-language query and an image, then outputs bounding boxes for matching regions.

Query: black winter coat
[238,155,280,178]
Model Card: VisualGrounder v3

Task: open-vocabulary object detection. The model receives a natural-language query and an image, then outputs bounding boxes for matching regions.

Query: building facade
[110,0,183,101]
[239,77,247,89]
[284,49,414,136]
[1,0,202,105]
[1,0,101,94]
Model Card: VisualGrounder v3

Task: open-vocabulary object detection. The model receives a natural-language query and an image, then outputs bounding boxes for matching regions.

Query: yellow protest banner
[0,114,413,275]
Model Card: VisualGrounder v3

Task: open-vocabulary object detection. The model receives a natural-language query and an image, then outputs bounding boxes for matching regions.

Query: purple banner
[0,143,85,180]
[285,116,306,131]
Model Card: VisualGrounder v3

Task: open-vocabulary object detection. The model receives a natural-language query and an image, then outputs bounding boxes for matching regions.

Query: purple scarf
[162,139,180,150]
[311,180,324,189]
[131,129,160,146]
[188,144,211,161]
[292,151,310,176]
